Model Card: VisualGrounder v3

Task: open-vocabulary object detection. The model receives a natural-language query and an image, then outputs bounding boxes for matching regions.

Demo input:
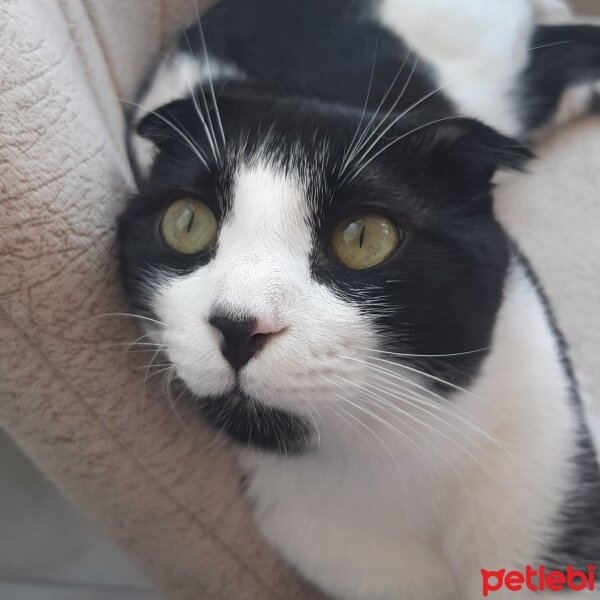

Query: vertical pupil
[358,224,366,248]
[186,210,195,233]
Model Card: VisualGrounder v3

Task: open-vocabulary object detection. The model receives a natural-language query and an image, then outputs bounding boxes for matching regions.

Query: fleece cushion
[0,1,598,599]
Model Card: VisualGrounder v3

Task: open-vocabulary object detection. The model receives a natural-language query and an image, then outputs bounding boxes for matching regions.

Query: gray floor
[0,430,159,600]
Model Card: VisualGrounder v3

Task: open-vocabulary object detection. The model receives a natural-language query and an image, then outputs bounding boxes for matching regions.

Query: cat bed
[0,1,599,599]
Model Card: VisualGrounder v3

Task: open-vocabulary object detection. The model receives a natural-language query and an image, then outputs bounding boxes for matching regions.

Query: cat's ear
[402,117,533,189]
[128,99,195,182]
[135,98,192,145]
[127,100,193,185]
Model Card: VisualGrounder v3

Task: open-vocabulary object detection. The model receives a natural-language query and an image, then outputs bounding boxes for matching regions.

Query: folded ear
[128,98,198,184]
[135,98,192,145]
[401,117,534,193]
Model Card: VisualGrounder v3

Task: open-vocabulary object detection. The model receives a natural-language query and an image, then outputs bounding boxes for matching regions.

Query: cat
[119,1,600,598]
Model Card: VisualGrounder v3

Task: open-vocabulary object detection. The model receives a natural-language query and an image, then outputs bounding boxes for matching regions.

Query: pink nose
[209,313,287,370]
[251,316,287,337]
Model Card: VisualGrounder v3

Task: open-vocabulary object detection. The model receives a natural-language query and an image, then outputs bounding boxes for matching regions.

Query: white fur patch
[377,0,537,136]
[240,260,579,600]
[153,160,377,413]
[136,5,586,599]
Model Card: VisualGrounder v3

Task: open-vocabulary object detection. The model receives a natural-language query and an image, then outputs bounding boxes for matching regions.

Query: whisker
[341,39,575,184]
[343,350,485,402]
[331,373,499,477]
[135,362,173,371]
[324,403,384,459]
[341,34,381,171]
[341,352,511,424]
[150,46,220,165]
[193,6,227,153]
[362,378,490,449]
[304,404,322,455]
[325,376,444,468]
[164,367,186,424]
[345,113,455,185]
[325,388,411,496]
[356,358,509,449]
[176,15,222,165]
[104,342,167,349]
[331,373,502,490]
[350,345,489,359]
[325,376,463,501]
[143,364,174,381]
[99,330,159,354]
[325,401,423,512]
[119,98,210,170]
[341,53,420,177]
[122,347,171,353]
[89,312,166,327]
[188,72,221,165]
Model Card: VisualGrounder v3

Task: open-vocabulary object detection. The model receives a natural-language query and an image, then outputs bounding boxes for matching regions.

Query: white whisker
[193,8,227,153]
[330,372,501,483]
[151,47,221,165]
[342,37,379,166]
[325,375,462,502]
[341,39,574,183]
[350,345,489,359]
[357,358,509,450]
[341,54,420,177]
[120,98,210,170]
[89,312,166,327]
[341,352,511,424]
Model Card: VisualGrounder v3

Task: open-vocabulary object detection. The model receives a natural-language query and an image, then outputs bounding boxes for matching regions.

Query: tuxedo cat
[119,1,600,598]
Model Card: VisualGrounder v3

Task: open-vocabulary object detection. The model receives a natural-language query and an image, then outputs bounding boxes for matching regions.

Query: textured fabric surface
[0,1,321,599]
[0,1,598,599]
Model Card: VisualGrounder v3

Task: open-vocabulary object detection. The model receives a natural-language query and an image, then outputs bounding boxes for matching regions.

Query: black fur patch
[120,92,529,451]
[200,392,312,454]
[521,25,600,132]
[120,0,598,460]
[181,0,453,119]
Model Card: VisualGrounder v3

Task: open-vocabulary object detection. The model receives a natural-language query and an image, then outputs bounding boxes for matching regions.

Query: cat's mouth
[198,389,313,454]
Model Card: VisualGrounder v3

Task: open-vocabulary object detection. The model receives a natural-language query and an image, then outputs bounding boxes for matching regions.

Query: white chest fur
[240,261,580,600]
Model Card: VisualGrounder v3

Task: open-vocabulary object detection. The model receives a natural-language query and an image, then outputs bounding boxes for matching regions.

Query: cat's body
[120,1,600,598]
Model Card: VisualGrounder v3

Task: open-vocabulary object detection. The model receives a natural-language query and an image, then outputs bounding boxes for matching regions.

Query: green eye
[331,213,401,270]
[161,198,217,254]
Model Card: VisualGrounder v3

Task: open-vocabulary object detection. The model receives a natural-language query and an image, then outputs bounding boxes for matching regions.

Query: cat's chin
[198,390,313,454]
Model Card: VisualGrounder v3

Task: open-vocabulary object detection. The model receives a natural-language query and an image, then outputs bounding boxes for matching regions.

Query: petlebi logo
[481,565,597,596]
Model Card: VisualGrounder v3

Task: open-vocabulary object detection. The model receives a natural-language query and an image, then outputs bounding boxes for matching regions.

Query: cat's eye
[331,213,401,270]
[160,198,218,254]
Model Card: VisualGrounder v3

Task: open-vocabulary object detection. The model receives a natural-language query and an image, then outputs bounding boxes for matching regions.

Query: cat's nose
[208,315,285,370]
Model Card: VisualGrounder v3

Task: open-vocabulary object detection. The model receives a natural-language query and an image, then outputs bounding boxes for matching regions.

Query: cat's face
[120,89,529,452]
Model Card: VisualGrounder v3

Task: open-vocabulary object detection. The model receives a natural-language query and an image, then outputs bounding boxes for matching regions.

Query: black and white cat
[119,1,600,598]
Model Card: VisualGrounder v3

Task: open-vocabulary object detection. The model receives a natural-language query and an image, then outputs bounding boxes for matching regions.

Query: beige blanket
[0,1,598,599]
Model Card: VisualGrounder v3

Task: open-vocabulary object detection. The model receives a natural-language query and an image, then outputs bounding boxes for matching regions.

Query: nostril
[248,318,287,357]
[250,323,288,353]
[208,314,287,371]
[252,317,287,337]
[249,331,275,355]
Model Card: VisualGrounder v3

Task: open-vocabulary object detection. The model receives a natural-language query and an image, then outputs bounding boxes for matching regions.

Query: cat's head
[119,87,530,453]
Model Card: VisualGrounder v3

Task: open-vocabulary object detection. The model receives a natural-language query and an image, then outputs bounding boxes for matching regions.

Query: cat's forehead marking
[205,160,317,320]
[219,160,314,258]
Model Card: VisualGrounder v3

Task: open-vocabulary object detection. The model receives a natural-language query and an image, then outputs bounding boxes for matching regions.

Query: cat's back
[190,0,537,132]
[130,0,538,176]
[185,0,450,115]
